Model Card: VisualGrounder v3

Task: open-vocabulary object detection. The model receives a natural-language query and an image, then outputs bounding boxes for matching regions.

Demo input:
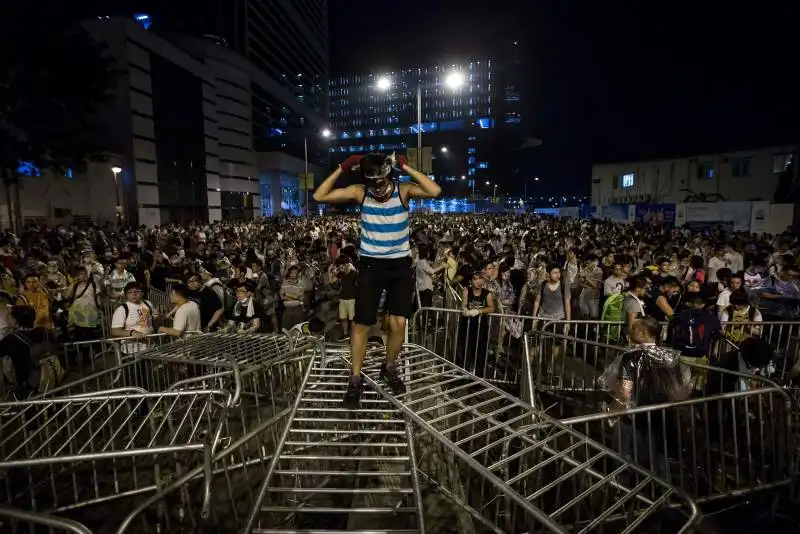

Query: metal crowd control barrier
[241,345,425,533]
[340,344,699,533]
[523,330,796,505]
[1,333,323,532]
[0,385,234,520]
[0,506,93,534]
[412,307,529,386]
[117,342,321,533]
[1,334,176,402]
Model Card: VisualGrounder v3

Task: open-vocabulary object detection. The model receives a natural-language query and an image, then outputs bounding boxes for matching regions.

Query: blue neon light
[133,14,152,30]
[17,161,41,177]
[475,118,495,129]
[478,162,489,169]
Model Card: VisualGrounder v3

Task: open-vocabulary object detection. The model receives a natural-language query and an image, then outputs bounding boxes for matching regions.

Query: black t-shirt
[188,287,223,328]
[231,299,265,332]
[456,265,473,288]
[339,270,357,300]
[150,264,168,291]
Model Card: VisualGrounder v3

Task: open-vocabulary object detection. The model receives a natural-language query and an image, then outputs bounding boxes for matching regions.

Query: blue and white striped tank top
[359,184,410,259]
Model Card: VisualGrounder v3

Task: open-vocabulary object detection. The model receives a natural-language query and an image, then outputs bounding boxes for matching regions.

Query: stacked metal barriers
[524,326,796,507]
[0,332,323,533]
[411,306,799,513]
[335,344,700,533]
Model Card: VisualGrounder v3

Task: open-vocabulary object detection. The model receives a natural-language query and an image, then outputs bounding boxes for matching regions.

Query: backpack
[208,281,234,313]
[672,310,714,357]
[725,305,757,322]
[600,293,625,343]
[725,305,758,343]
[4,331,64,393]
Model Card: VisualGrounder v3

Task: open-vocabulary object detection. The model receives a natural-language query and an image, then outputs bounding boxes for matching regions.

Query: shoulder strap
[726,305,733,319]
[122,302,129,321]
[748,306,757,321]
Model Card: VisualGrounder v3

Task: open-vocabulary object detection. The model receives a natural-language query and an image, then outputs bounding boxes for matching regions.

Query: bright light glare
[534,176,540,181]
[321,129,332,138]
[485,181,490,185]
[440,146,448,153]
[111,166,122,174]
[376,77,391,91]
[445,71,465,89]
[461,175,466,180]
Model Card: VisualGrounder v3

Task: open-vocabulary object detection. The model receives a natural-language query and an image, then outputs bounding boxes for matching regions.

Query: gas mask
[363,155,394,198]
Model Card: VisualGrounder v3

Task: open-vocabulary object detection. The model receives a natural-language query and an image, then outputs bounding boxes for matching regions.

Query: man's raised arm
[313,155,364,204]
[397,155,442,199]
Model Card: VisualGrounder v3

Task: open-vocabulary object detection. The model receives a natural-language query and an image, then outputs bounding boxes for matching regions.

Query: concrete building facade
[591,145,796,207]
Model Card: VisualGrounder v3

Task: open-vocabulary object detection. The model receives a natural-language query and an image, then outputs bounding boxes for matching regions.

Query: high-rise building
[84,2,330,222]
[329,58,519,197]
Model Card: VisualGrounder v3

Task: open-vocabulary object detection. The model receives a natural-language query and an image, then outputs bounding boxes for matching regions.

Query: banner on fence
[634,203,676,226]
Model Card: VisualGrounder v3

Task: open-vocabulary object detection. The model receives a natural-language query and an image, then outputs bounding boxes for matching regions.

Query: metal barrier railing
[523,331,796,505]
[1,333,323,531]
[411,307,529,385]
[347,344,700,533]
[0,506,93,534]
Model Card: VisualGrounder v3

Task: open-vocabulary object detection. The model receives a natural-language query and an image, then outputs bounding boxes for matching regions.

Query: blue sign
[634,203,675,226]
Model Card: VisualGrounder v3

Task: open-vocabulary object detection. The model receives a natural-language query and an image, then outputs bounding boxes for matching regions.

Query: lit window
[731,157,751,177]
[478,162,489,169]
[467,156,476,165]
[621,173,635,188]
[133,13,152,30]
[467,147,476,154]
[772,153,793,174]
[697,162,714,179]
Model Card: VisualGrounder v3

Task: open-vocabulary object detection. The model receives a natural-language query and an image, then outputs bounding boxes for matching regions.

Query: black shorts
[354,256,414,325]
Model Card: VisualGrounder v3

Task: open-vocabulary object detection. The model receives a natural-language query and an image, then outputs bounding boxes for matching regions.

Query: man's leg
[385,315,406,365]
[349,322,370,375]
[344,264,381,409]
[378,263,414,394]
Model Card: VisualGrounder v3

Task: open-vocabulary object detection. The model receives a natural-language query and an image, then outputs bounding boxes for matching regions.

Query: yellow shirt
[17,289,53,329]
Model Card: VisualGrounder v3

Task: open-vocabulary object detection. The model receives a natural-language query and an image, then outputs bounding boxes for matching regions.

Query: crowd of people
[0,209,798,398]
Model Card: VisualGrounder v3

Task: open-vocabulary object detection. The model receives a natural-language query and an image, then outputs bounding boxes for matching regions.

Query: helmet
[360,152,393,181]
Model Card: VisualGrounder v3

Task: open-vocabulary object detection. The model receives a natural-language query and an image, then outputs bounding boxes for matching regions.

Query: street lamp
[376,71,464,167]
[304,129,333,215]
[493,184,498,204]
[110,166,123,225]
[440,146,448,154]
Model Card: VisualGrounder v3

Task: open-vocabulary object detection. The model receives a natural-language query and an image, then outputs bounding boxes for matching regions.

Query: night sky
[330,1,799,195]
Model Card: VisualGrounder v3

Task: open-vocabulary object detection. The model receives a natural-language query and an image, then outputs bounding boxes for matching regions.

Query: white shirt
[111,300,155,354]
[724,252,744,273]
[715,288,732,313]
[173,301,201,335]
[707,257,726,284]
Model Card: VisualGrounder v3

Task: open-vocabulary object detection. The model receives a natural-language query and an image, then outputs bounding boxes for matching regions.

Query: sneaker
[379,362,407,395]
[342,375,362,409]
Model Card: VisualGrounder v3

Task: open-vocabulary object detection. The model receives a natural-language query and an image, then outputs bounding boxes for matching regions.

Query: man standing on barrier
[314,152,441,408]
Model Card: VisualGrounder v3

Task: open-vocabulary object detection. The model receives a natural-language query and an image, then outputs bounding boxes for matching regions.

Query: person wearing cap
[313,152,441,409]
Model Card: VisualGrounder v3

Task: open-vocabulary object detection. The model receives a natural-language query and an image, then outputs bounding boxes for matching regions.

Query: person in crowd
[336,255,358,340]
[65,266,102,341]
[280,264,307,330]
[313,151,440,409]
[622,276,649,334]
[458,272,495,371]
[230,281,263,334]
[603,260,627,297]
[16,273,53,330]
[0,305,58,397]
[251,260,279,332]
[158,283,201,338]
[185,273,225,332]
[107,256,136,301]
[110,281,156,354]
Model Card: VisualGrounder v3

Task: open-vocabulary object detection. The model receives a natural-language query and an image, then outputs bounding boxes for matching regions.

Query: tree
[0,5,117,232]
